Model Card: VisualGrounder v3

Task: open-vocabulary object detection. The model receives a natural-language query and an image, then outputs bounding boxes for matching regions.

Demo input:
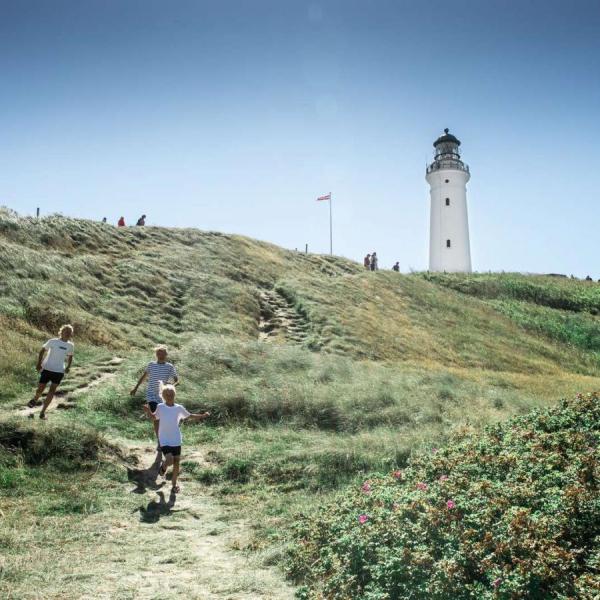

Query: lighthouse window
[446,239,451,248]
[444,179,449,183]
[445,198,450,206]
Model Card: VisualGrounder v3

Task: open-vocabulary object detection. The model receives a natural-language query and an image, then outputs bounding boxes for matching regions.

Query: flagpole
[329,192,333,256]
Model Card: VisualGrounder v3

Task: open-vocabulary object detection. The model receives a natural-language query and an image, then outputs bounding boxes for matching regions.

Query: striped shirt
[145,361,178,403]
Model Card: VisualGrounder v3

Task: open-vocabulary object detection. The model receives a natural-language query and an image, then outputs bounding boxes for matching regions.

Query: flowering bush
[287,393,600,599]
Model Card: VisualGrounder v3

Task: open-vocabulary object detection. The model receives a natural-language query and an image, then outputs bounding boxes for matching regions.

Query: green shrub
[288,392,600,599]
[490,299,600,356]
[223,457,254,483]
[422,272,600,314]
[0,419,110,468]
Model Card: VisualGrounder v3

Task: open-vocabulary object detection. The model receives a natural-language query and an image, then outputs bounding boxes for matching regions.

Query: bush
[0,419,110,469]
[288,392,600,599]
[422,272,600,314]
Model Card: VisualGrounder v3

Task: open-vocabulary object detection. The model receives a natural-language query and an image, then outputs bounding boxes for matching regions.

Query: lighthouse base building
[426,129,472,273]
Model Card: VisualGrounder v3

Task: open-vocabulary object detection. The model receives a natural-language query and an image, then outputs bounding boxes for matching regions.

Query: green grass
[489,299,600,356]
[421,271,600,314]
[0,208,599,598]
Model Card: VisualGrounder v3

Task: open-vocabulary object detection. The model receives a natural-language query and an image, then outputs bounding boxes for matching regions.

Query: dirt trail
[19,357,124,418]
[258,289,310,344]
[12,357,296,599]
[105,443,296,600]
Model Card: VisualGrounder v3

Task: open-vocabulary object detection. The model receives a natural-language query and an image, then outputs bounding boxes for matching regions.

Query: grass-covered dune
[0,207,599,597]
[288,392,600,599]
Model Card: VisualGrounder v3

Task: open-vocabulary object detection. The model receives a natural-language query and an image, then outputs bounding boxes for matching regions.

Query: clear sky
[1,0,599,276]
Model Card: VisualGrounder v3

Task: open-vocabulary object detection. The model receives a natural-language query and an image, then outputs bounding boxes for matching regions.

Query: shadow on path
[136,490,180,524]
[127,451,164,494]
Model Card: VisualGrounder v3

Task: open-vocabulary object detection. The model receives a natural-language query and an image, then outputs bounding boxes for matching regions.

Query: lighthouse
[426,129,472,273]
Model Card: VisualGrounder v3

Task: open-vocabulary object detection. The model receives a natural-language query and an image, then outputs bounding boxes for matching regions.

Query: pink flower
[492,578,501,589]
[432,448,438,454]
[393,470,403,480]
[361,482,372,493]
[446,500,456,509]
[416,482,428,491]
[358,514,369,524]
[439,474,449,482]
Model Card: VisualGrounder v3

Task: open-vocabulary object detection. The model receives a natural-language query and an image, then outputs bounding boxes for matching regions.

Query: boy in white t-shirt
[143,382,209,494]
[28,324,75,419]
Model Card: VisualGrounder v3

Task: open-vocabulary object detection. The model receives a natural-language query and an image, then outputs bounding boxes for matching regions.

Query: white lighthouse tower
[426,129,472,273]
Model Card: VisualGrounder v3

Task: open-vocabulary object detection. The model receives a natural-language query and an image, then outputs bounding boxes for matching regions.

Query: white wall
[426,168,472,272]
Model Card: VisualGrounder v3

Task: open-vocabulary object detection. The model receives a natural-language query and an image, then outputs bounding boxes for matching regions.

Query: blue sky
[1,0,599,276]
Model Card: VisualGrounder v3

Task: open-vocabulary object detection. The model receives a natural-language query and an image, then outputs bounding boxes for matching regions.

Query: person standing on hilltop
[392,262,400,272]
[143,382,209,494]
[130,346,179,445]
[118,216,125,227]
[370,252,378,271]
[136,214,146,226]
[27,325,74,419]
[363,254,371,270]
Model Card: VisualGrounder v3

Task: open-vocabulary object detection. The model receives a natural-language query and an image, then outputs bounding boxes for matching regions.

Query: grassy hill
[0,207,598,598]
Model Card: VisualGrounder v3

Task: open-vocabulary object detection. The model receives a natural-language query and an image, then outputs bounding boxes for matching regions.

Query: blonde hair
[159,380,176,401]
[59,324,74,336]
[154,345,168,353]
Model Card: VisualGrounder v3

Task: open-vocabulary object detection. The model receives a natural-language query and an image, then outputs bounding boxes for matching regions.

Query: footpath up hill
[0,209,599,599]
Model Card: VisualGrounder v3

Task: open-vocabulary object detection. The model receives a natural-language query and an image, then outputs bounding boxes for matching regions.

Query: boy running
[28,324,75,419]
[143,383,209,494]
[130,346,179,442]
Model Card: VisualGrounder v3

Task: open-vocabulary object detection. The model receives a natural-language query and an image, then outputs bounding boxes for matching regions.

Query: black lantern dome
[433,128,461,147]
[433,128,461,160]
[426,128,469,175]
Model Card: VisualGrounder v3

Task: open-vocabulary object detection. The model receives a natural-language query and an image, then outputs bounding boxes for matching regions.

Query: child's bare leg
[40,383,59,418]
[28,383,47,406]
[171,457,181,491]
[159,452,173,476]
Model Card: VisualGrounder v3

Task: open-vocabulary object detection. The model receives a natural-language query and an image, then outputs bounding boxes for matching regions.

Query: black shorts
[39,370,64,385]
[160,445,181,457]
[148,401,159,412]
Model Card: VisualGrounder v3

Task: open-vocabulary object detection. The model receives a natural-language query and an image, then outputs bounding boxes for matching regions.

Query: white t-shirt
[42,338,75,373]
[154,403,191,447]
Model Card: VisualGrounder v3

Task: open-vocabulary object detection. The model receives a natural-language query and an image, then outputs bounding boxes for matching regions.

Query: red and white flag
[317,193,331,201]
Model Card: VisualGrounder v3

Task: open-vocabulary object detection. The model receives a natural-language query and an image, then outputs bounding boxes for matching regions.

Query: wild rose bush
[287,393,600,599]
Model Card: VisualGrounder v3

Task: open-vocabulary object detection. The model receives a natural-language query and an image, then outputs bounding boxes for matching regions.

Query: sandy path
[9,357,296,599]
[96,443,296,600]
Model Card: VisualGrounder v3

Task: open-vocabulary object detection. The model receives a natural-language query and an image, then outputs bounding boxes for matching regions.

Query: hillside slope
[1,208,599,598]
[1,208,598,400]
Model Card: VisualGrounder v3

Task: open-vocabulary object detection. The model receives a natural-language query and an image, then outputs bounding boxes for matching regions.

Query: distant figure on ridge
[102,217,107,223]
[27,324,74,419]
[392,262,400,272]
[363,254,371,270]
[136,214,146,226]
[130,345,179,446]
[370,252,378,271]
[118,216,125,227]
[143,381,209,494]
[585,275,593,281]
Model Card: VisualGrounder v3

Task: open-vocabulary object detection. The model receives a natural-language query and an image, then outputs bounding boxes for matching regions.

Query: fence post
[305,244,308,254]
[36,207,40,218]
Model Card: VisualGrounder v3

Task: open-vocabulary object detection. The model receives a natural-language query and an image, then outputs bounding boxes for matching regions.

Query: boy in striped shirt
[130,345,179,443]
